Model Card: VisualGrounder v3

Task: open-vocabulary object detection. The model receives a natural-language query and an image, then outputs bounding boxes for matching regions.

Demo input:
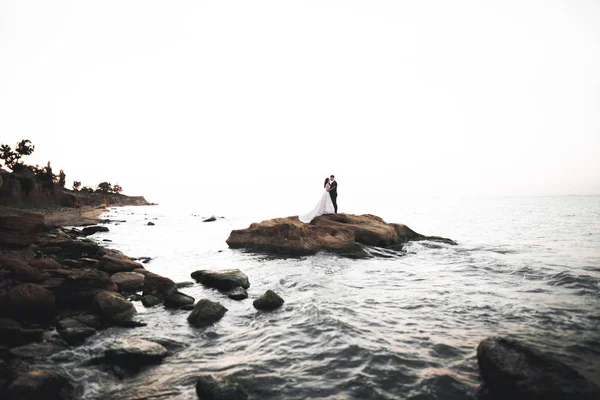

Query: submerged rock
[227,287,248,300]
[202,216,217,223]
[187,300,227,328]
[477,336,600,400]
[191,269,250,291]
[196,375,248,400]
[81,226,109,236]
[226,213,456,258]
[164,291,195,309]
[104,338,168,368]
[253,290,284,311]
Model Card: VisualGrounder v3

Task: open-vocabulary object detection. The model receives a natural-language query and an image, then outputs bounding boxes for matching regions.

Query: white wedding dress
[299,183,335,223]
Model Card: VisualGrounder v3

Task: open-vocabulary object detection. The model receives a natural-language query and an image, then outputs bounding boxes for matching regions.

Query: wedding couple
[299,175,338,224]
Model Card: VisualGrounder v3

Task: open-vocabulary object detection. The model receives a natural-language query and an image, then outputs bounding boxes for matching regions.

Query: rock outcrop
[477,337,600,399]
[226,213,456,258]
[0,206,45,247]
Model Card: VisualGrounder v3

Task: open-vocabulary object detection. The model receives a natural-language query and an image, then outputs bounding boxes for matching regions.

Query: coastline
[36,205,108,228]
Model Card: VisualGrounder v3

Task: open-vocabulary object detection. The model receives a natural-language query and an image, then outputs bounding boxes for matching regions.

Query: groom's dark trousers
[329,181,338,213]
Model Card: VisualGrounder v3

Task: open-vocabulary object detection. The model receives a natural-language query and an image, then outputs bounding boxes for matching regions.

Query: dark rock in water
[110,272,145,293]
[226,213,456,258]
[81,226,109,236]
[164,291,195,309]
[253,290,284,311]
[477,336,600,400]
[91,291,136,323]
[202,216,217,222]
[8,283,57,322]
[142,272,176,298]
[59,326,96,345]
[191,269,250,291]
[1,257,44,283]
[104,338,168,368]
[147,222,155,226]
[227,287,248,300]
[0,206,45,247]
[175,281,194,289]
[141,295,162,308]
[187,300,227,328]
[0,318,43,346]
[98,249,143,273]
[196,375,248,400]
[9,340,69,360]
[7,369,76,400]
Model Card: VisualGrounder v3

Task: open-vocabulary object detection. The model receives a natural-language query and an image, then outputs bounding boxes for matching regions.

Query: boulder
[9,341,69,360]
[164,291,195,309]
[7,369,76,400]
[226,213,456,258]
[187,300,227,328]
[147,222,155,226]
[0,206,45,247]
[58,269,117,305]
[8,283,57,322]
[29,258,62,270]
[91,291,136,323]
[111,272,145,293]
[196,375,248,400]
[59,259,81,269]
[253,290,284,311]
[0,257,44,283]
[80,226,109,236]
[142,273,176,298]
[191,269,250,291]
[98,249,142,273]
[202,216,217,223]
[477,337,600,400]
[104,338,168,368]
[141,295,162,308]
[227,287,248,300]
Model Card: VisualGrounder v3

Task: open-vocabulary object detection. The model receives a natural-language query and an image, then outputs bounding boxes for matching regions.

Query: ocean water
[52,196,599,399]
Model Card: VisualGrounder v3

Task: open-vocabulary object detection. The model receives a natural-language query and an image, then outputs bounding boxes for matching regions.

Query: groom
[328,174,338,213]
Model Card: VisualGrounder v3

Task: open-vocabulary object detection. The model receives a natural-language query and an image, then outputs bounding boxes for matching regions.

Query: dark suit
[329,180,338,213]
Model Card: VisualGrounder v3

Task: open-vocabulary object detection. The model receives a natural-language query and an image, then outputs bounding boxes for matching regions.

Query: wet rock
[29,258,62,270]
[195,375,248,400]
[226,213,456,258]
[187,300,227,328]
[58,327,96,345]
[0,206,45,247]
[179,304,195,311]
[175,281,194,289]
[253,290,284,311]
[147,222,155,226]
[141,295,162,308]
[73,314,100,328]
[81,226,109,236]
[202,216,217,222]
[142,272,176,298]
[0,318,43,347]
[477,336,600,400]
[98,249,143,273]
[91,291,136,323]
[111,272,145,293]
[7,369,76,400]
[9,340,69,360]
[191,269,250,291]
[227,287,248,300]
[105,338,168,368]
[164,291,195,309]
[0,257,43,283]
[8,283,57,322]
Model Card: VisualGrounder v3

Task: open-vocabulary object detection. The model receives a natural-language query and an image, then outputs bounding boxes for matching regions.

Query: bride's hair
[323,177,329,188]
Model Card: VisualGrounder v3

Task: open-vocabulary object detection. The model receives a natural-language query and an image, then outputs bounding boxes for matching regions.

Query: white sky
[1,0,599,213]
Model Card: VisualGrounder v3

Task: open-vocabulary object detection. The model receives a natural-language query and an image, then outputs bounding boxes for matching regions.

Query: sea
[49,195,599,399]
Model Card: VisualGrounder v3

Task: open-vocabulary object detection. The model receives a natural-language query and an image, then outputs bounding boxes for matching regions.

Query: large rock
[163,291,195,309]
[104,338,168,368]
[196,375,248,400]
[98,249,143,273]
[0,257,44,283]
[477,337,600,400]
[226,213,456,258]
[253,290,284,311]
[187,300,227,328]
[9,341,69,360]
[0,206,45,247]
[58,269,117,305]
[91,291,136,323]
[29,258,62,270]
[80,226,109,236]
[227,287,248,300]
[7,283,57,322]
[141,295,162,308]
[7,369,76,400]
[111,272,145,293]
[191,269,250,291]
[142,272,176,298]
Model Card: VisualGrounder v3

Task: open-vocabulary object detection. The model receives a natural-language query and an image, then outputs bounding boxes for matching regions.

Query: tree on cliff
[96,182,112,193]
[0,139,35,170]
[73,181,81,191]
[113,184,123,194]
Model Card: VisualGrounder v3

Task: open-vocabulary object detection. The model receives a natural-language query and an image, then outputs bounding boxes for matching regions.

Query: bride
[299,177,335,223]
